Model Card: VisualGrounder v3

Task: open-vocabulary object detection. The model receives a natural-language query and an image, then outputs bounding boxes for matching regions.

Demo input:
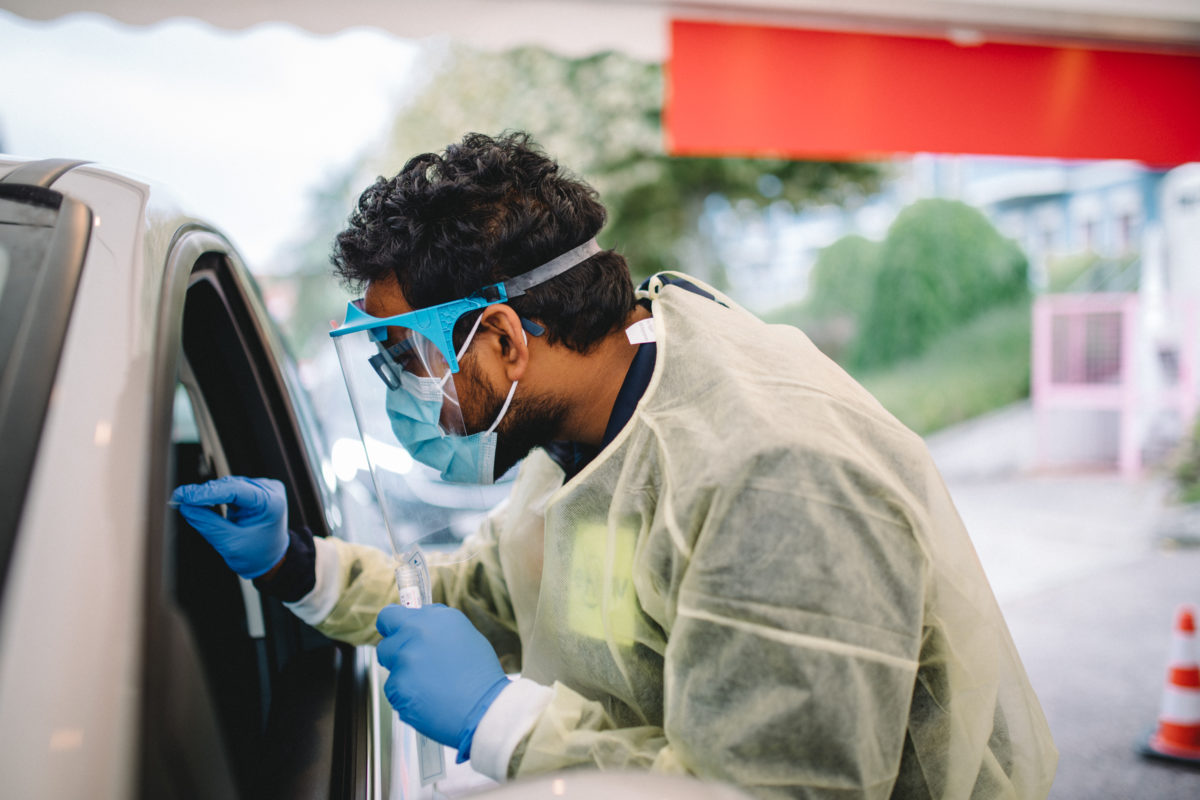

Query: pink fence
[1031,293,1181,478]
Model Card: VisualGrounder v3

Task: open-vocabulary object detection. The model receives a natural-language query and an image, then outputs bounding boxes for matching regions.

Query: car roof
[0,155,197,242]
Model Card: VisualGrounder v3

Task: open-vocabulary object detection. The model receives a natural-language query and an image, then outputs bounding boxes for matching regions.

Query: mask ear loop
[446,311,527,434]
[485,326,527,435]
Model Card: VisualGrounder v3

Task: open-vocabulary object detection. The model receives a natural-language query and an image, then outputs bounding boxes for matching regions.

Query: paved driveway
[927,404,1200,799]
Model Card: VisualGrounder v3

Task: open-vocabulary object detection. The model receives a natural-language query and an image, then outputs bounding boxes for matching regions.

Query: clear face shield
[332,309,502,791]
[330,309,496,576]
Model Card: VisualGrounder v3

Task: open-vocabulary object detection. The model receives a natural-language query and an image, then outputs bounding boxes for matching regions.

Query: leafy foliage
[806,234,882,318]
[856,298,1032,434]
[338,44,882,284]
[1171,418,1200,504]
[764,234,882,363]
[267,166,365,358]
[771,199,1027,376]
[852,199,1028,368]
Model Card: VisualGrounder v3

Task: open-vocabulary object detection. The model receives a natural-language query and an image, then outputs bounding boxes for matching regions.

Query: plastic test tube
[394,555,447,786]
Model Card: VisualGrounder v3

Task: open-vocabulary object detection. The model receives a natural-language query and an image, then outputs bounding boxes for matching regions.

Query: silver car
[0,156,393,798]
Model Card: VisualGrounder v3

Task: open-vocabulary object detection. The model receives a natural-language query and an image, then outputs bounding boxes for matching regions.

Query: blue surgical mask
[384,320,519,485]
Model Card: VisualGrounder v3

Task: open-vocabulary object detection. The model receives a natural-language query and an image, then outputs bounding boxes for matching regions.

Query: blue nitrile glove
[171,476,289,579]
[376,604,510,762]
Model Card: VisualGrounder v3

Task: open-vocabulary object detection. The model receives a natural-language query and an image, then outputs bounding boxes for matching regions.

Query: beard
[459,359,569,480]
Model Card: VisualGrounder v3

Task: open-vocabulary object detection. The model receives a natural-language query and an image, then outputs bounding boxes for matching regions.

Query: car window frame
[142,227,379,800]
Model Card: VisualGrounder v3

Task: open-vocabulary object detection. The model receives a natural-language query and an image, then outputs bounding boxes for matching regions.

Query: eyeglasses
[368,339,413,391]
[364,315,546,391]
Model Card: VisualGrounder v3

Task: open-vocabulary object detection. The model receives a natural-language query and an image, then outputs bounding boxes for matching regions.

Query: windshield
[0,181,91,603]
[0,197,57,379]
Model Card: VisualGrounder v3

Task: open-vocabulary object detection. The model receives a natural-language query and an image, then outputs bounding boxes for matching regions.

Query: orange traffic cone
[1140,605,1200,764]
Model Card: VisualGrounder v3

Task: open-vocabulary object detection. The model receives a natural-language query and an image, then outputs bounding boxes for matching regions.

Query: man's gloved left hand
[376,604,510,762]
[171,476,289,579]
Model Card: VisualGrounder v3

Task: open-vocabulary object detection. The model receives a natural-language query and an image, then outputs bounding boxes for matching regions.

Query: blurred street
[927,402,1200,799]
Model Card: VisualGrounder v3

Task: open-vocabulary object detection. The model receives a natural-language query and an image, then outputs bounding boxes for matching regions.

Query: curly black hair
[331,131,636,353]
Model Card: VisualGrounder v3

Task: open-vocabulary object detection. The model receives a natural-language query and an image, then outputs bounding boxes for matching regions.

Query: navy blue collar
[542,340,656,480]
[601,340,657,448]
[541,274,718,479]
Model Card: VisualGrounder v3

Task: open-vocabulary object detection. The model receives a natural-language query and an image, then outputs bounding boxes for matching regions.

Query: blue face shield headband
[329,238,602,372]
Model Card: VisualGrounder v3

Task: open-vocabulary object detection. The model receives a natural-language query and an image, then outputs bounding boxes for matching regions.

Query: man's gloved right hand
[171,476,289,579]
[375,604,511,763]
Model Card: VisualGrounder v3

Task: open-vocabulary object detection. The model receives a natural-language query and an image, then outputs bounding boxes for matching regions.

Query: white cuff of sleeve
[469,677,554,782]
[283,536,342,625]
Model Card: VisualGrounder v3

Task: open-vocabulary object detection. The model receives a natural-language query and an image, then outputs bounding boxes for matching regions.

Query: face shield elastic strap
[501,238,602,300]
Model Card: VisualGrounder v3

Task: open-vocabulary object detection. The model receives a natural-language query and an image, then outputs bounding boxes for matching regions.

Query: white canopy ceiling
[5,0,1200,60]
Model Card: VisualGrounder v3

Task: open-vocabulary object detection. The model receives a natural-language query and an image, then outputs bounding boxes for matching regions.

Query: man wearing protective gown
[174,132,1057,798]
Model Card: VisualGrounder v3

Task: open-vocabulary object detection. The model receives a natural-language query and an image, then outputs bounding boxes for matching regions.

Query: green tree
[764,234,883,364]
[807,234,882,318]
[314,44,882,283]
[853,199,1027,368]
[266,163,364,359]
[607,156,881,287]
[279,43,884,356]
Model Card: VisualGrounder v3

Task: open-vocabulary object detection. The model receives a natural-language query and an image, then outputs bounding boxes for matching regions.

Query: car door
[141,229,380,800]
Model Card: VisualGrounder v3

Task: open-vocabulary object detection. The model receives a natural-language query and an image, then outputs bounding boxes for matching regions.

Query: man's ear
[478,305,529,381]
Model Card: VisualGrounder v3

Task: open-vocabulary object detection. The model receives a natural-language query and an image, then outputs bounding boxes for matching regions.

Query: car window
[143,241,375,800]
[173,384,196,438]
[0,198,55,376]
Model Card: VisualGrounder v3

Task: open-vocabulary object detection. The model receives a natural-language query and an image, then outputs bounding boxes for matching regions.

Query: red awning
[666,19,1200,164]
